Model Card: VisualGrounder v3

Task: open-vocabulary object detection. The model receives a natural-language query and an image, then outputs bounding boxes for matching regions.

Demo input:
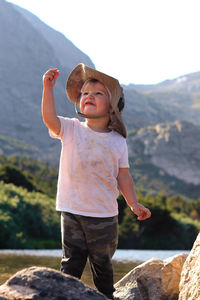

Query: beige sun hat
[66,64,127,138]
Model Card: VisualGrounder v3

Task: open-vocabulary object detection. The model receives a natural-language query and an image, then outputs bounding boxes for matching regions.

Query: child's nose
[87,92,95,98]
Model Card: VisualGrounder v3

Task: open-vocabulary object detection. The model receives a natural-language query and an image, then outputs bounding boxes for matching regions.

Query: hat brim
[66,64,121,107]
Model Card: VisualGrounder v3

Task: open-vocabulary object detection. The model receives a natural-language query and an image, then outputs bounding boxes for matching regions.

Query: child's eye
[82,92,88,96]
[96,92,103,95]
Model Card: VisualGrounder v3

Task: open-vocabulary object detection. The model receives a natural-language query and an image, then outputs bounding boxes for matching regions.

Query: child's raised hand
[131,203,151,221]
[43,68,59,88]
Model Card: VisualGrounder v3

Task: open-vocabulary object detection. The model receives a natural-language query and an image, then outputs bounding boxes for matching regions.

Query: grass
[0,254,140,287]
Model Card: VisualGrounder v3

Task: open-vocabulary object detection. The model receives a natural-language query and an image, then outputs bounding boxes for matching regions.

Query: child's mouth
[85,101,95,106]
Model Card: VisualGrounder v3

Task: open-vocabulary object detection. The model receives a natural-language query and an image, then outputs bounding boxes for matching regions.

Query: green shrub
[0,165,35,191]
[0,182,60,249]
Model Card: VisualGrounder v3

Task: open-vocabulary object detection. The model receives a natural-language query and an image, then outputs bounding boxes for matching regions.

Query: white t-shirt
[50,117,129,217]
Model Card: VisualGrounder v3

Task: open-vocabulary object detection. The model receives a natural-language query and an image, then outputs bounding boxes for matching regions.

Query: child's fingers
[137,207,151,220]
[43,68,59,77]
[45,68,59,73]
[48,69,59,76]
[43,69,59,83]
[54,70,60,79]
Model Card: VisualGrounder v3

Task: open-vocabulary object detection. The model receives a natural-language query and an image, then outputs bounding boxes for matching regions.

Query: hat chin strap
[75,102,110,119]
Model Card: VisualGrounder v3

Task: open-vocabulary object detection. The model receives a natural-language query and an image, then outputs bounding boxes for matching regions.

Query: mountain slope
[123,88,175,129]
[14,4,95,71]
[125,72,200,127]
[124,86,200,129]
[0,0,200,197]
[129,71,200,94]
[0,0,94,162]
[127,121,200,199]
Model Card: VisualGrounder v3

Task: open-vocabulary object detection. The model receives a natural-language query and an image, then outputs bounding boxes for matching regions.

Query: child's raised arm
[117,168,151,220]
[42,68,61,136]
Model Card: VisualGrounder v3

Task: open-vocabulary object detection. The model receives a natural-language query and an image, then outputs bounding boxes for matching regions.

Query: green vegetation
[0,155,58,197]
[118,193,200,249]
[0,155,199,250]
[0,182,60,249]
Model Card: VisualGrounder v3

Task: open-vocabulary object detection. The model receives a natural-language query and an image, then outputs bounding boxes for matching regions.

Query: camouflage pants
[61,212,118,298]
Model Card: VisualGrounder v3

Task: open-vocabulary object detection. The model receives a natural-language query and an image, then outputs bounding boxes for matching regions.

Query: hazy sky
[7,0,200,85]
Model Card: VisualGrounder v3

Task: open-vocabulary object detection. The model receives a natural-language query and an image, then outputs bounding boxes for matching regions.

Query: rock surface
[128,121,200,185]
[0,266,107,300]
[114,253,188,300]
[179,232,200,300]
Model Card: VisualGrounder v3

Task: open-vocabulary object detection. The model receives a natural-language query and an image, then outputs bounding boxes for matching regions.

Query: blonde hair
[81,79,112,102]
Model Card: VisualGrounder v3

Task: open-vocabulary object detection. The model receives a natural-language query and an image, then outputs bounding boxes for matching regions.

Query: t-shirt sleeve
[119,141,130,168]
[49,116,74,140]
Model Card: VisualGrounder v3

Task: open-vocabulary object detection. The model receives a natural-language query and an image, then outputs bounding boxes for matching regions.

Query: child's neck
[85,118,111,133]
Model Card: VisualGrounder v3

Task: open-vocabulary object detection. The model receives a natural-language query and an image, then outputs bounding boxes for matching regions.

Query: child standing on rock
[42,64,151,299]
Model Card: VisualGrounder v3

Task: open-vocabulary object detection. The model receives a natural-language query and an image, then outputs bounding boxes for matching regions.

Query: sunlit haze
[7,0,200,85]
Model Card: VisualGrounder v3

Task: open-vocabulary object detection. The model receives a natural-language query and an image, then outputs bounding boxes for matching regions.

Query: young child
[42,64,151,299]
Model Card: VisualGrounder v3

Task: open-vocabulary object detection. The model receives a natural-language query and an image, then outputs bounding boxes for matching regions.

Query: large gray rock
[0,266,107,300]
[114,253,188,300]
[179,232,200,300]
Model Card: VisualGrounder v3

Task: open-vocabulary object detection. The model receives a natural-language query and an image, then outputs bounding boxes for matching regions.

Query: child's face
[80,81,111,117]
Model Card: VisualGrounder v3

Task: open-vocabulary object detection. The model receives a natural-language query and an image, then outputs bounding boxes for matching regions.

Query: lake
[0,249,190,262]
[0,249,190,287]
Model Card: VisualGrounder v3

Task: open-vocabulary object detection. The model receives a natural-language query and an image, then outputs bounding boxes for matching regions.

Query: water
[0,249,190,262]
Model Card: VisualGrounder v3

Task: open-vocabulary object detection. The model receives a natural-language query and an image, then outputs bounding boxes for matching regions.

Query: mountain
[127,121,200,199]
[124,72,200,129]
[14,4,95,71]
[0,0,94,162]
[123,88,175,129]
[123,81,200,129]
[128,71,200,94]
[0,0,200,199]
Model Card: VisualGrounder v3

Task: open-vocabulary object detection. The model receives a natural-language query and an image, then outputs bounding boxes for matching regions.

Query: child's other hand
[43,68,59,88]
[131,203,151,221]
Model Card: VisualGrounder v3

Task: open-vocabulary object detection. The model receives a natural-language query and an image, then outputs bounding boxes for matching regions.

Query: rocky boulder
[114,253,188,300]
[179,232,200,300]
[0,266,107,300]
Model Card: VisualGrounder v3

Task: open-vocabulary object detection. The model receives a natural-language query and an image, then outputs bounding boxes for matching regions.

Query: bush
[0,164,35,191]
[117,193,199,250]
[0,182,60,249]
[118,207,140,249]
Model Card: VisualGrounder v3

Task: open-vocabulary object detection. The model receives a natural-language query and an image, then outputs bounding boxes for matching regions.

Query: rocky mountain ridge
[129,71,200,94]
[128,121,200,185]
[124,85,200,130]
